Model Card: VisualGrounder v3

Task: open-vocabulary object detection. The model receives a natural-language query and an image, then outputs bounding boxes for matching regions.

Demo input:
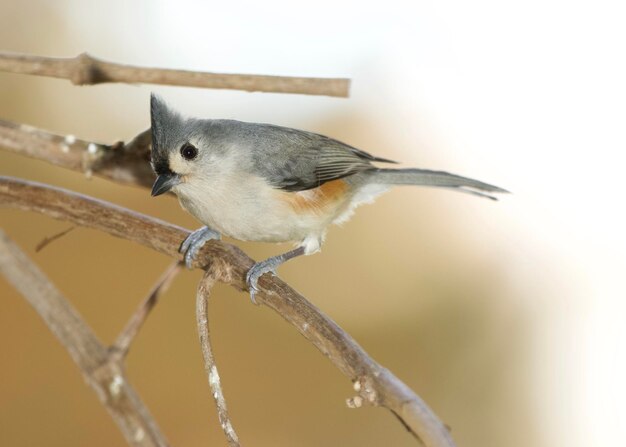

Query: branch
[0,51,350,97]
[0,175,456,447]
[0,229,169,447]
[197,270,241,447]
[0,119,155,188]
[112,260,182,360]
[35,225,75,252]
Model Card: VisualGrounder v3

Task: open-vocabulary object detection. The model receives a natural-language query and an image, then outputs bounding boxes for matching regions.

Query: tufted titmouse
[149,94,507,302]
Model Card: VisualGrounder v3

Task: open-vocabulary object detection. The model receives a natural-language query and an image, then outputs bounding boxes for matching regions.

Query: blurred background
[1,0,625,446]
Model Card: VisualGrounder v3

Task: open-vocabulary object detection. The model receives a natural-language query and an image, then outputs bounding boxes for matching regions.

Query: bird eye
[180,142,198,160]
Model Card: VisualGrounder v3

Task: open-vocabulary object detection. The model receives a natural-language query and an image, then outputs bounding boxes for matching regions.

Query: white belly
[172,173,389,255]
[173,174,332,244]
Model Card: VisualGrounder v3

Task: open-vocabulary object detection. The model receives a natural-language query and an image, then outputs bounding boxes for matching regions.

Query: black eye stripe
[180,142,198,160]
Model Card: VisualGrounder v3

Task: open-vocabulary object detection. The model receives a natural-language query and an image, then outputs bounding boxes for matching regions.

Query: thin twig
[35,225,75,252]
[0,229,169,447]
[197,269,242,447]
[0,175,456,447]
[112,260,182,359]
[0,51,350,97]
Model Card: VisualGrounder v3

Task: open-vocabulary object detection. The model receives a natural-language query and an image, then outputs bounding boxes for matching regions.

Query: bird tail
[368,168,509,200]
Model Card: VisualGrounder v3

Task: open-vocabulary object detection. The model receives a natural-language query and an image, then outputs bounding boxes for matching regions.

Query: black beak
[151,173,181,197]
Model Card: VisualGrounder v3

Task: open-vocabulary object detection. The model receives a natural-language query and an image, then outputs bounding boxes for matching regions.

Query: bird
[149,94,507,302]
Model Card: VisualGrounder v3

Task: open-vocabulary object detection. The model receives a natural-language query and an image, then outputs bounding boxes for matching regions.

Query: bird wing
[247,123,396,192]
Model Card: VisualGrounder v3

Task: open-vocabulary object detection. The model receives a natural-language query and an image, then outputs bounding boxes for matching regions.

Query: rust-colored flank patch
[284,179,349,214]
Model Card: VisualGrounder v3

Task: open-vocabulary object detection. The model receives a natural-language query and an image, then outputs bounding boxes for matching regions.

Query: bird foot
[245,246,306,304]
[180,226,221,268]
[246,260,279,304]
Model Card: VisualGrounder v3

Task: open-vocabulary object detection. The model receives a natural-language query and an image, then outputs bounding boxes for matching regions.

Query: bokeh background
[1,1,625,446]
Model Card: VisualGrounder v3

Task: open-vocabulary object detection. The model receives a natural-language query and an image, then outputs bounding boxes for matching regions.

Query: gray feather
[367,168,509,200]
[228,122,397,191]
[150,94,185,175]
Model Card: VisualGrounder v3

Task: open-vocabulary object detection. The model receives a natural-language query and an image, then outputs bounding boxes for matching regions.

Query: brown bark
[0,230,169,447]
[0,52,350,97]
[0,175,455,447]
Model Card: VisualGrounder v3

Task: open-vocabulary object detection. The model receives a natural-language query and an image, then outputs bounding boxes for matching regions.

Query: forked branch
[0,230,169,447]
[0,175,455,447]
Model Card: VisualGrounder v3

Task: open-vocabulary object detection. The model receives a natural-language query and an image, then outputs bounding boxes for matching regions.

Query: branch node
[71,52,102,85]
[108,374,125,399]
[90,360,127,403]
[346,395,363,409]
[354,376,378,405]
[81,142,105,178]
[60,134,76,153]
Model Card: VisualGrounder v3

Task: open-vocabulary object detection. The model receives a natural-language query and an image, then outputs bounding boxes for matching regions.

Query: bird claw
[179,226,221,268]
[246,261,277,304]
[244,247,305,304]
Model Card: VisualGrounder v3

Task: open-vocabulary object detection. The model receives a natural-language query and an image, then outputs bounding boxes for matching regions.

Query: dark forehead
[151,150,173,176]
[150,121,192,175]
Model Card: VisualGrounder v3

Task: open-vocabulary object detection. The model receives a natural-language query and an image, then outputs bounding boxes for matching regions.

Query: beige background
[1,1,625,446]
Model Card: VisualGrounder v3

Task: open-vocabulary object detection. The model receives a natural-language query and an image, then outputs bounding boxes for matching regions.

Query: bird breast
[174,175,353,244]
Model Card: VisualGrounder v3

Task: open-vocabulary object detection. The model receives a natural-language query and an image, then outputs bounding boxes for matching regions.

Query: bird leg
[246,246,306,304]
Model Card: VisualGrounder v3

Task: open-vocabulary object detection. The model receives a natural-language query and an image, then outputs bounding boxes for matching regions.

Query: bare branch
[197,270,242,447]
[0,229,169,447]
[0,175,456,447]
[0,120,155,188]
[0,51,350,97]
[112,261,182,359]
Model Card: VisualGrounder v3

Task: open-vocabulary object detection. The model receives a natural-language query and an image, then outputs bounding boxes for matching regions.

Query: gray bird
[149,94,507,302]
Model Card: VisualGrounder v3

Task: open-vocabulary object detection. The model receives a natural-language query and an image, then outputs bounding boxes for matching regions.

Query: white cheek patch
[168,153,191,176]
